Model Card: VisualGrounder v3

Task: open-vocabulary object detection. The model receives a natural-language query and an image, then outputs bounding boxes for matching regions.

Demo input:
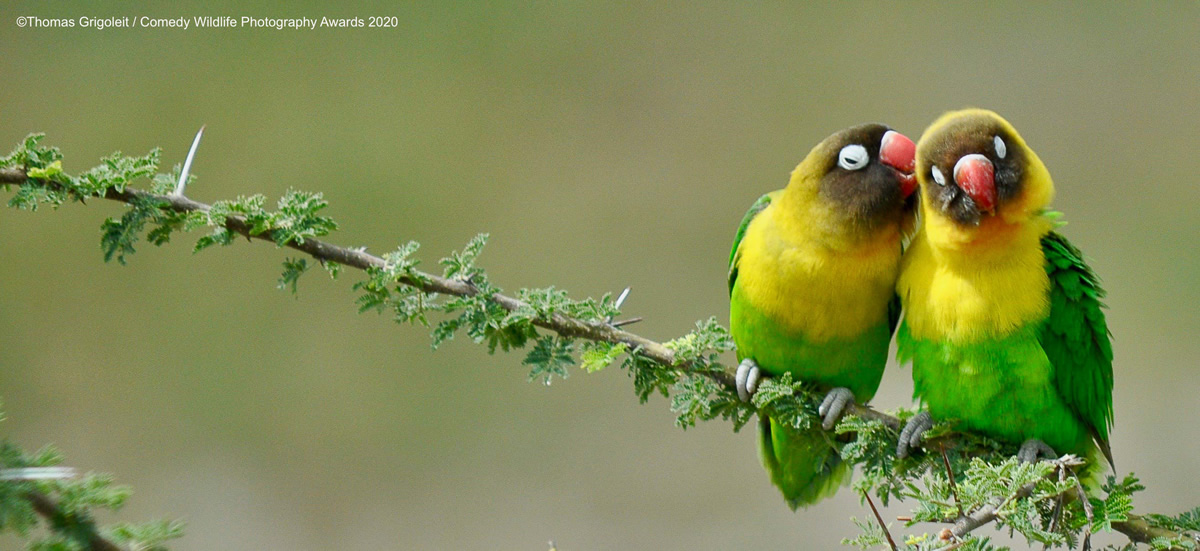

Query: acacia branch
[2,166,897,427]
[1113,514,1198,549]
[950,483,1035,540]
[943,458,1197,550]
[3,166,1193,549]
[951,497,1196,550]
[24,491,123,551]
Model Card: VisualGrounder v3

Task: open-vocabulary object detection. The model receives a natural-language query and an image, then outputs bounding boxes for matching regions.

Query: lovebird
[894,109,1114,476]
[729,123,917,507]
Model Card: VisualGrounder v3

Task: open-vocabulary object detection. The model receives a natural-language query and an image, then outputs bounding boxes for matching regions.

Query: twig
[24,491,123,551]
[864,490,898,551]
[952,495,1020,540]
[944,456,1194,551]
[1113,514,1198,550]
[1071,472,1093,551]
[951,457,1074,540]
[940,446,965,520]
[1042,464,1068,551]
[952,482,1195,551]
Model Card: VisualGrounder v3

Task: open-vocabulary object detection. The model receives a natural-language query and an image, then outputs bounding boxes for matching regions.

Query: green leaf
[278,258,309,295]
[750,372,816,432]
[440,233,489,281]
[1146,506,1200,533]
[669,374,722,429]
[74,148,161,196]
[100,199,163,265]
[269,189,338,246]
[150,166,184,195]
[26,160,63,180]
[322,260,342,280]
[104,519,185,550]
[194,226,235,252]
[580,342,627,373]
[0,134,61,171]
[619,350,674,402]
[7,184,60,211]
[663,317,735,366]
[1092,490,1133,532]
[523,336,574,385]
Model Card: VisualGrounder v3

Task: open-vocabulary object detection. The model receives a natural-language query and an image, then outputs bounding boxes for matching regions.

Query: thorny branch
[1114,515,1198,549]
[3,165,1196,550]
[950,478,1037,540]
[24,491,123,551]
[0,167,895,425]
[935,457,1198,550]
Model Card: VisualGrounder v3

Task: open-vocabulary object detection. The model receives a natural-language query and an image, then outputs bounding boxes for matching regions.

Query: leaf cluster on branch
[1,134,1198,550]
[0,400,183,551]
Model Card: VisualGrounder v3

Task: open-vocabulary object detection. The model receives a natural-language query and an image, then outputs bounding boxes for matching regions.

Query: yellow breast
[898,214,1052,342]
[735,203,901,341]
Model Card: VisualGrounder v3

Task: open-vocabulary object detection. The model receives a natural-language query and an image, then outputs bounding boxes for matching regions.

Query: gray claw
[746,367,761,396]
[1017,439,1058,463]
[818,387,855,431]
[897,411,933,458]
[735,359,762,402]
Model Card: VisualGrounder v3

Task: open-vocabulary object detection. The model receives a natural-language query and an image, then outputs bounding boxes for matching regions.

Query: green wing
[1039,231,1115,466]
[728,192,777,296]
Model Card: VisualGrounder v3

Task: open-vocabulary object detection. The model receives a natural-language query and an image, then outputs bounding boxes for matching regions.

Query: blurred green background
[1,2,1198,549]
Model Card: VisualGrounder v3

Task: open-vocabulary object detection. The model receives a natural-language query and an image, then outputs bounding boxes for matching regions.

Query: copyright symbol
[16,16,27,27]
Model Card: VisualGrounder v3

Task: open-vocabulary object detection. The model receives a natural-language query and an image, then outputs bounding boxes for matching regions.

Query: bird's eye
[837,144,869,171]
[994,136,1007,159]
[931,165,946,186]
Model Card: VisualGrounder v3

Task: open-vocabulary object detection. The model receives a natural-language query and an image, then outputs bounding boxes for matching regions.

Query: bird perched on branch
[728,123,917,507]
[894,109,1115,479]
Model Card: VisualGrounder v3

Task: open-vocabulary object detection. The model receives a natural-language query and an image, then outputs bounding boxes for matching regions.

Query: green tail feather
[1075,445,1112,495]
[758,416,851,509]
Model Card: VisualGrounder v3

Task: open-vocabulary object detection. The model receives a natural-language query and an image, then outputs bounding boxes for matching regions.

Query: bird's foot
[897,411,933,458]
[735,359,763,402]
[817,387,856,431]
[1017,439,1058,463]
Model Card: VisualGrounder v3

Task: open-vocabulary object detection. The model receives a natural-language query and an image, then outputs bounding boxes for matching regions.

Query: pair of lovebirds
[728,108,1114,508]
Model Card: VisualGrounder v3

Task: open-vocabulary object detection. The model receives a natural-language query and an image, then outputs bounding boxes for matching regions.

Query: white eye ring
[837,144,869,171]
[994,135,1007,159]
[931,165,946,186]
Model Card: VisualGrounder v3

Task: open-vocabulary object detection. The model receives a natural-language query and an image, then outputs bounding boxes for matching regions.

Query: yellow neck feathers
[735,169,902,341]
[898,216,1052,342]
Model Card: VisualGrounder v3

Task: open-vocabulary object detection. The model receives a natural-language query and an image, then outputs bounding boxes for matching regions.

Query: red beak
[953,154,996,212]
[880,130,916,198]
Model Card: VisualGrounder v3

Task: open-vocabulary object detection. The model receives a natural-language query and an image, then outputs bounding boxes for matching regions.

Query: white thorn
[175,125,205,196]
[0,467,78,481]
[614,287,631,309]
[606,286,632,323]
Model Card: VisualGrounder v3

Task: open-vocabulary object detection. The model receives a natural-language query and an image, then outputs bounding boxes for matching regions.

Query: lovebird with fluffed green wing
[895,109,1115,477]
[729,123,917,507]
